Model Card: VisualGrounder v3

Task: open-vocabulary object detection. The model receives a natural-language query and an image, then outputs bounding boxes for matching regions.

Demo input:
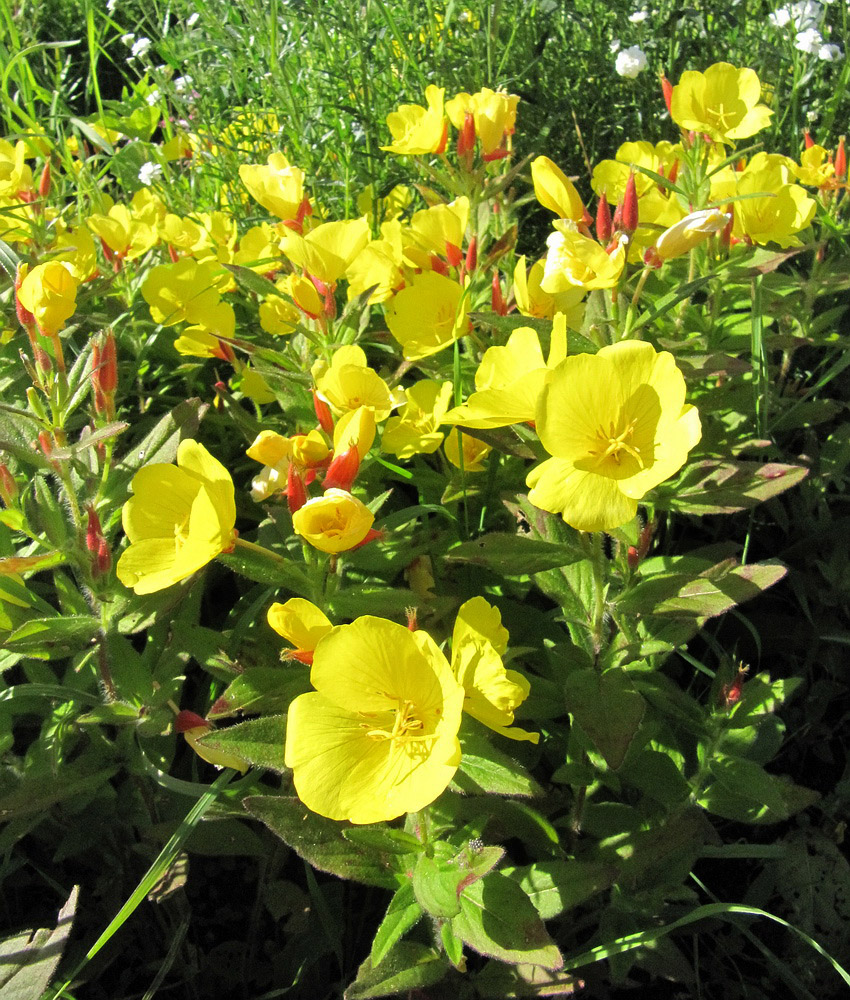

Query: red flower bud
[175,710,210,733]
[445,241,463,269]
[323,445,361,493]
[38,160,51,199]
[718,665,748,710]
[621,172,639,235]
[0,464,18,506]
[96,536,112,576]
[596,192,612,243]
[491,271,507,315]
[660,73,673,115]
[457,111,476,158]
[86,505,104,554]
[836,135,847,181]
[286,464,308,514]
[435,121,449,156]
[465,236,477,273]
[627,545,640,571]
[96,331,118,393]
[804,128,815,150]
[430,254,449,276]
[168,244,180,263]
[313,391,334,435]
[667,159,680,185]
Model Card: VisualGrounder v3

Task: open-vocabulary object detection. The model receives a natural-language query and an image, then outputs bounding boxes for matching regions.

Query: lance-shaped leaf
[503,859,618,919]
[563,668,646,771]
[370,883,423,968]
[450,872,563,970]
[345,941,448,999]
[0,886,78,1000]
[698,757,819,824]
[206,669,311,718]
[198,715,287,773]
[244,796,410,888]
[654,459,808,515]
[452,726,541,797]
[445,533,582,575]
[617,559,786,620]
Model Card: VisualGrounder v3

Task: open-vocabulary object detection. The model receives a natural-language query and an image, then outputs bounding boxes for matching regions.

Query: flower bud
[465,235,477,273]
[836,135,846,182]
[804,128,814,150]
[445,240,463,269]
[491,271,507,315]
[621,172,639,235]
[286,463,308,515]
[660,73,673,115]
[596,192,612,243]
[38,159,51,199]
[0,464,18,507]
[313,390,334,435]
[323,445,361,493]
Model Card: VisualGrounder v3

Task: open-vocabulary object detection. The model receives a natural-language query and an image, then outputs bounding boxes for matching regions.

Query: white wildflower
[138,162,163,186]
[186,12,200,27]
[795,27,823,53]
[615,46,647,79]
[120,33,136,46]
[818,42,842,60]
[145,89,161,106]
[769,7,791,26]
[174,75,194,93]
[628,10,649,23]
[610,38,621,53]
[131,37,152,59]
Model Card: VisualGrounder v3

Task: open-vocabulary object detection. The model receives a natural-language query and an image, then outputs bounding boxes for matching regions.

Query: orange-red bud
[445,241,463,269]
[96,331,118,393]
[491,271,506,315]
[323,445,361,492]
[313,391,334,435]
[38,160,51,199]
[627,545,640,571]
[430,254,450,276]
[718,665,748,710]
[596,192,612,243]
[465,235,477,273]
[286,464,308,515]
[86,505,104,554]
[457,111,476,158]
[175,710,210,734]
[804,128,815,150]
[660,73,673,115]
[622,172,639,235]
[836,135,847,181]
[435,121,449,156]
[0,464,18,506]
[168,244,180,263]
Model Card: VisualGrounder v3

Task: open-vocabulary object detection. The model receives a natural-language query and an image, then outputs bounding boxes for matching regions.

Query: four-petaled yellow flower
[17,261,79,335]
[381,85,448,156]
[292,489,375,553]
[527,342,701,533]
[284,616,464,823]
[116,440,236,594]
[670,63,773,144]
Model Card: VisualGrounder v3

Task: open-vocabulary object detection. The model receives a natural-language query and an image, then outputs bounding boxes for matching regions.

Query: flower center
[362,698,432,747]
[705,102,737,131]
[589,419,644,469]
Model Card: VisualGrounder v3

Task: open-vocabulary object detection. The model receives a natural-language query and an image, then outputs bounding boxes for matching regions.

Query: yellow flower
[116,440,236,594]
[87,204,158,260]
[444,429,491,471]
[267,598,333,663]
[447,88,520,157]
[51,225,99,283]
[451,597,538,743]
[176,711,249,773]
[591,140,681,204]
[729,153,816,248]
[247,429,330,501]
[406,197,469,262]
[670,62,773,144]
[315,345,395,420]
[279,217,370,285]
[794,145,835,188]
[382,380,453,458]
[259,292,300,336]
[513,256,586,324]
[292,489,375,553]
[284,616,464,823]
[531,156,585,222]
[239,152,306,222]
[444,317,566,429]
[527,342,701,533]
[542,226,626,292]
[142,258,224,327]
[386,271,469,360]
[381,85,448,156]
[17,261,79,335]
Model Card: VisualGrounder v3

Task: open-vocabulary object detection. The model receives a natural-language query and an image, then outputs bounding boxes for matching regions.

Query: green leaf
[0,886,77,999]
[475,959,582,997]
[207,669,311,717]
[453,726,541,797]
[198,715,288,773]
[655,460,808,515]
[222,262,283,298]
[563,668,646,770]
[450,872,563,970]
[344,942,448,999]
[618,808,716,892]
[343,828,424,855]
[370,883,423,968]
[698,757,819,824]
[244,796,409,888]
[5,615,100,655]
[413,853,464,918]
[217,547,313,595]
[617,560,787,620]
[0,238,21,280]
[441,920,466,969]
[445,533,582,575]
[0,766,119,821]
[328,587,423,619]
[503,860,617,919]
